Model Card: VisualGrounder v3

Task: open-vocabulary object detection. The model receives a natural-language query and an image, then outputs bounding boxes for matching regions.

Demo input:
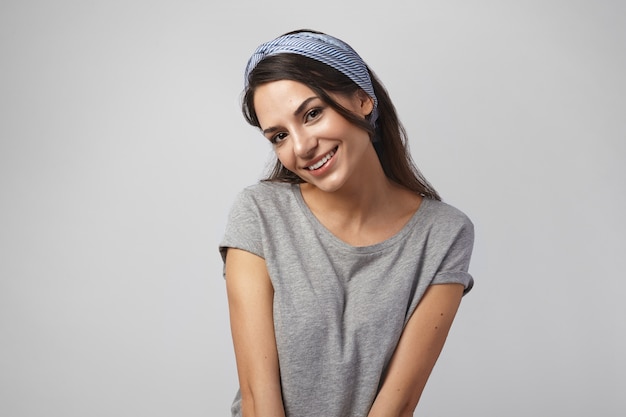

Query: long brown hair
[242,30,441,200]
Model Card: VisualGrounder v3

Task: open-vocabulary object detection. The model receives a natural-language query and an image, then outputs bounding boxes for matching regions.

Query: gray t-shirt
[220,182,474,417]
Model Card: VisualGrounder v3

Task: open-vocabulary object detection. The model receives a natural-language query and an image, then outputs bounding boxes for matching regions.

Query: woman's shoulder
[232,181,300,213]
[238,181,296,200]
[421,198,474,231]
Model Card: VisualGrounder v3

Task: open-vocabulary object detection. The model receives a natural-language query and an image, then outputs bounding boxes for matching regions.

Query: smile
[307,147,337,171]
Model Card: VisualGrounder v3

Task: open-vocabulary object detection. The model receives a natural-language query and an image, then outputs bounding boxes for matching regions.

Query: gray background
[1,0,624,416]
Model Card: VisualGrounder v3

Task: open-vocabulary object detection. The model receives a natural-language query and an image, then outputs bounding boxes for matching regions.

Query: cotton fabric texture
[220,182,474,417]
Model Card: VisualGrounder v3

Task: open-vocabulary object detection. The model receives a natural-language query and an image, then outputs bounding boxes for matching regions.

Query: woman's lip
[304,146,338,177]
[305,147,338,170]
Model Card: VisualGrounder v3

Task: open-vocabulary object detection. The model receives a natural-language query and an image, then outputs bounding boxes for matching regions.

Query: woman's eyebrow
[262,96,319,135]
[293,96,318,117]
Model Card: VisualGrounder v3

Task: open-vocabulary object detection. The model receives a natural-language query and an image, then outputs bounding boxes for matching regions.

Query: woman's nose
[292,130,317,158]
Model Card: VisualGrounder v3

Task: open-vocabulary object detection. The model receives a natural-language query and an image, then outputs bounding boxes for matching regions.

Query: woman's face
[253,80,375,193]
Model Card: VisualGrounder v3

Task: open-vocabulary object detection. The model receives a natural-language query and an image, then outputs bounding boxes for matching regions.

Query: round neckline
[290,184,429,254]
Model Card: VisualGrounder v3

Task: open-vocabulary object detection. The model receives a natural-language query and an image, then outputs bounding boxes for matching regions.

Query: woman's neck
[299,165,422,246]
[300,153,390,217]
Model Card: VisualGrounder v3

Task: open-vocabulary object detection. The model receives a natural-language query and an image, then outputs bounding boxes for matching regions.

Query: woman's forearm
[226,248,286,417]
[240,384,285,417]
[367,284,465,417]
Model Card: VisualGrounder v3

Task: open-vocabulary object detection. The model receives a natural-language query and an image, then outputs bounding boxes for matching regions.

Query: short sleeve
[430,214,475,294]
[219,188,265,268]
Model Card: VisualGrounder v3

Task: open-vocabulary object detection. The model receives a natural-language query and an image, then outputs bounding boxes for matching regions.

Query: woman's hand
[225,248,286,417]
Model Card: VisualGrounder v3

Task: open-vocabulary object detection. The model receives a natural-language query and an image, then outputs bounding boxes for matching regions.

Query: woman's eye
[305,108,322,122]
[271,132,288,144]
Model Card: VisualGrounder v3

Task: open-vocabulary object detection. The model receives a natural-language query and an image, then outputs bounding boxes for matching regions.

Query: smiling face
[253,80,377,193]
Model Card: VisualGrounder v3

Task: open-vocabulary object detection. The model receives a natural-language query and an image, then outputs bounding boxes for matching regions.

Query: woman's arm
[367,283,465,417]
[224,248,286,417]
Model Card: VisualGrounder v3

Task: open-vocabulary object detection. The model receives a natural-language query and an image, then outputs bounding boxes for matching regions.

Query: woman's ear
[356,89,375,117]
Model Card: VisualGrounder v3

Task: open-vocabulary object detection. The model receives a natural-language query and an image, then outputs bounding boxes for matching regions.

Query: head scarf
[244,31,379,127]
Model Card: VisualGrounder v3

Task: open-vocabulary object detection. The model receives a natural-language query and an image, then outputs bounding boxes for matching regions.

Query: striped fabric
[244,32,379,127]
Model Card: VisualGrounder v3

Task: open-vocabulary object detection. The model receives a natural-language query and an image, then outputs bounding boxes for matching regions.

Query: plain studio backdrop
[1,0,624,416]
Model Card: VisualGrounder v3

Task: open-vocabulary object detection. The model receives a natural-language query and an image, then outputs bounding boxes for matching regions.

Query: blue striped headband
[244,31,379,127]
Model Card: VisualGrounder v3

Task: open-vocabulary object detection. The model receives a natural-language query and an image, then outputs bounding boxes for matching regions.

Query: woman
[220,30,474,417]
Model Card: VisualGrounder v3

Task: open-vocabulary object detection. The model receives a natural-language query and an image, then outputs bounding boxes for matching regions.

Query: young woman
[220,30,474,417]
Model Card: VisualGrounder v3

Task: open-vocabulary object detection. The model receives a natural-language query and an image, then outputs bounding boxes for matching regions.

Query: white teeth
[307,149,335,170]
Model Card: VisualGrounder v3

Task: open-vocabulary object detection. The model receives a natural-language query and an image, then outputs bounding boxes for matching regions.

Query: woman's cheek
[276,150,290,169]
